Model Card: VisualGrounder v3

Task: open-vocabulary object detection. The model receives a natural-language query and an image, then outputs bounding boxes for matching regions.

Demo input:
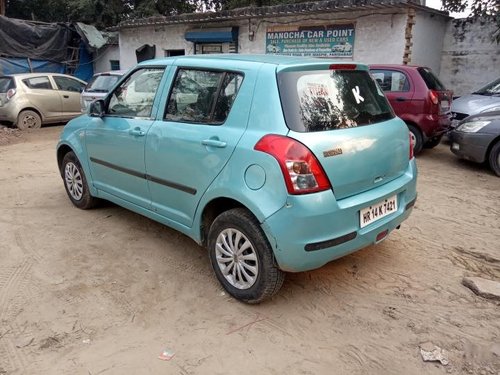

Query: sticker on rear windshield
[307,83,329,97]
[352,86,364,104]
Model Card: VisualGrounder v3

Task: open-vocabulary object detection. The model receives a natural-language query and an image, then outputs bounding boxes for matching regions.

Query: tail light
[429,90,439,105]
[409,132,414,160]
[6,88,16,101]
[254,134,331,195]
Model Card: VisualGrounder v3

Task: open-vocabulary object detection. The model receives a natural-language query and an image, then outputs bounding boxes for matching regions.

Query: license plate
[360,195,398,228]
[441,100,449,109]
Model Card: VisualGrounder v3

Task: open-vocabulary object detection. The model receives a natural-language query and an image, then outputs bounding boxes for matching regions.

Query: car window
[370,70,410,92]
[53,76,85,92]
[473,77,500,96]
[417,67,446,91]
[107,68,164,118]
[165,69,243,124]
[279,69,394,132]
[0,77,15,92]
[86,74,121,93]
[23,76,52,90]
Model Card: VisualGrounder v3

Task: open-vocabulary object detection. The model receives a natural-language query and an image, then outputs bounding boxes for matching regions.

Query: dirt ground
[0,126,499,375]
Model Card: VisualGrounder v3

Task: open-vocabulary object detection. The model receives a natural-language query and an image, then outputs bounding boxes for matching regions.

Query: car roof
[5,72,78,79]
[369,64,429,70]
[93,70,127,76]
[138,54,368,69]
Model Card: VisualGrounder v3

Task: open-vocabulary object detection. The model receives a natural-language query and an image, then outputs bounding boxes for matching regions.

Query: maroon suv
[370,65,453,154]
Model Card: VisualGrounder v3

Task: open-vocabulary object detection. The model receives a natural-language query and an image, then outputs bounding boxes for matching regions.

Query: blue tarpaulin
[0,42,93,82]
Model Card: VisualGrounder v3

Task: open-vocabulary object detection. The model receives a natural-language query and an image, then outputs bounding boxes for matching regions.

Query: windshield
[417,67,446,91]
[473,77,500,96]
[0,77,15,93]
[278,69,394,132]
[86,74,121,93]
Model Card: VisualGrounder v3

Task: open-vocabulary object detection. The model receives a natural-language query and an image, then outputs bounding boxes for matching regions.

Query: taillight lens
[254,134,331,195]
[6,88,16,101]
[429,90,439,105]
[409,132,414,160]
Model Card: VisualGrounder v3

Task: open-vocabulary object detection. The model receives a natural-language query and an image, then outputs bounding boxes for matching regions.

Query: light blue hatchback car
[57,55,418,303]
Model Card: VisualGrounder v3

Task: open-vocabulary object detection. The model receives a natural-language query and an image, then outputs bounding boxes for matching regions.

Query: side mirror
[89,100,105,117]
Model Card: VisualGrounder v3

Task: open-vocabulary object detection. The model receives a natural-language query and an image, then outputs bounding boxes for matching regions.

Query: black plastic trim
[305,231,357,252]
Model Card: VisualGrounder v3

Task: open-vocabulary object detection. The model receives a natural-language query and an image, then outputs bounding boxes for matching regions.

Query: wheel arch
[486,135,500,158]
[16,107,44,123]
[199,197,251,247]
[57,144,74,176]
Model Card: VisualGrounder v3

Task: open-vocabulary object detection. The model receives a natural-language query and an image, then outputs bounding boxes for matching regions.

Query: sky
[425,0,471,18]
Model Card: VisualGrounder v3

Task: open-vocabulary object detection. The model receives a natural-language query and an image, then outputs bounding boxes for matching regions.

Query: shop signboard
[265,24,355,57]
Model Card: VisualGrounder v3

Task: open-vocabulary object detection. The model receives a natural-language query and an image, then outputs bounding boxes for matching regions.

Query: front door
[85,67,166,208]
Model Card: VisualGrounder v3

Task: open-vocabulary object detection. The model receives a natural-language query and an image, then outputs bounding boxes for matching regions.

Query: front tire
[208,208,285,304]
[61,151,98,209]
[488,141,500,177]
[17,110,41,130]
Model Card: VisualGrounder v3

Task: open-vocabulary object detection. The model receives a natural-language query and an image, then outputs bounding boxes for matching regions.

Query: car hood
[451,94,500,116]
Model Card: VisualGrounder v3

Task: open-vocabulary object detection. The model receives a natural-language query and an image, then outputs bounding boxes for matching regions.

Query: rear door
[278,66,410,200]
[22,76,62,120]
[370,68,414,117]
[145,67,249,226]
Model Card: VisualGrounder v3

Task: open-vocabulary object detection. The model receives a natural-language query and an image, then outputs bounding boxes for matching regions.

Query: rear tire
[424,135,442,149]
[16,110,42,130]
[208,208,285,304]
[61,151,98,209]
[407,124,423,155]
[488,141,500,177]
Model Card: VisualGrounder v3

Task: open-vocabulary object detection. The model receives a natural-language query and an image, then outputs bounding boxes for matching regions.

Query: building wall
[440,19,500,96]
[118,9,409,69]
[94,45,120,73]
[411,10,448,74]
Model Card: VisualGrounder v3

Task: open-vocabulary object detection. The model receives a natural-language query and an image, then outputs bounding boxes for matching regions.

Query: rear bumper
[449,130,492,163]
[418,113,451,139]
[0,104,19,124]
[261,160,418,272]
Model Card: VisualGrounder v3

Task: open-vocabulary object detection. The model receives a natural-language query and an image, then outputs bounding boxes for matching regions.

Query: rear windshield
[278,69,394,132]
[0,77,15,93]
[473,77,500,96]
[417,67,446,91]
[86,74,121,93]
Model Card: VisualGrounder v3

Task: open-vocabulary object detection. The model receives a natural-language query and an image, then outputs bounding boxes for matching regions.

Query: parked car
[450,77,500,129]
[0,73,86,130]
[80,70,126,112]
[370,64,453,154]
[57,55,418,303]
[449,111,500,176]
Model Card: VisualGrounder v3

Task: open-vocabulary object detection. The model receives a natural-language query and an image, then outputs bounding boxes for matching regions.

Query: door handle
[202,139,227,148]
[129,128,146,137]
[395,97,406,102]
[63,95,69,99]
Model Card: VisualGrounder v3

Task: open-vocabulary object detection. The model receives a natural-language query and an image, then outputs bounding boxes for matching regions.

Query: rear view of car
[370,64,452,154]
[80,71,125,112]
[57,56,417,303]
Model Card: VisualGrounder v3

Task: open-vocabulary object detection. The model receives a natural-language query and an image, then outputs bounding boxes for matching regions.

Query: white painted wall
[440,19,500,96]
[118,10,409,68]
[411,10,448,74]
[94,45,120,73]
